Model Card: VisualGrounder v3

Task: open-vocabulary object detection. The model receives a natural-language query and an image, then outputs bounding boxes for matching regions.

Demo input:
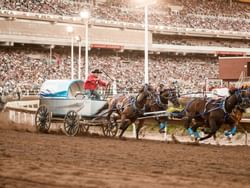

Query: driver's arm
[98,80,108,87]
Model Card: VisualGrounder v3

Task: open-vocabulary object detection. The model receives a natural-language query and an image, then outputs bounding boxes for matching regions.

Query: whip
[101,69,114,81]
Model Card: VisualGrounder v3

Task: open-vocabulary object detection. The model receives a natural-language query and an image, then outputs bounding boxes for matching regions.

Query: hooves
[227,137,232,143]
[159,129,166,134]
[171,134,181,144]
[195,138,200,144]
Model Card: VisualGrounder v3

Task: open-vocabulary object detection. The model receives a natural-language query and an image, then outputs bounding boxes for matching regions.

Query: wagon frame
[35,79,118,137]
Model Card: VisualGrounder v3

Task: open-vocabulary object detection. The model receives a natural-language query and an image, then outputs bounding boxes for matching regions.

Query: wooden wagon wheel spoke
[71,122,79,134]
[64,110,79,136]
[108,129,111,137]
[35,105,51,133]
[102,119,118,137]
[69,126,74,135]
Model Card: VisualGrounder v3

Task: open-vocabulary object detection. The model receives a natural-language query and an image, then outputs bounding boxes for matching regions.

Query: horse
[183,88,250,142]
[96,84,155,139]
[196,105,245,143]
[135,87,180,140]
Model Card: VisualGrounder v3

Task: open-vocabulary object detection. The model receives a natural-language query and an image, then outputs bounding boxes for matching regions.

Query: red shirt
[84,74,107,90]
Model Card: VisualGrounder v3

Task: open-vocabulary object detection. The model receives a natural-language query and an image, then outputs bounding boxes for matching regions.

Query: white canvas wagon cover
[39,80,84,98]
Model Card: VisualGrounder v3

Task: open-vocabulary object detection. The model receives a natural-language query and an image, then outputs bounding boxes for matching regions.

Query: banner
[90,44,123,49]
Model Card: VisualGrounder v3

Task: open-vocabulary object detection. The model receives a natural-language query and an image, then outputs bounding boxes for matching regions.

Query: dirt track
[1,113,250,188]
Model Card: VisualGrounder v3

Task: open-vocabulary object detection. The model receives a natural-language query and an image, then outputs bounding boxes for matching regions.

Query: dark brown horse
[97,84,155,138]
[184,88,250,142]
[199,105,245,141]
[135,87,180,139]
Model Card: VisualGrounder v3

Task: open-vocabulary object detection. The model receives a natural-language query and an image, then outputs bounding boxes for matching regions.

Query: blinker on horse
[184,88,250,142]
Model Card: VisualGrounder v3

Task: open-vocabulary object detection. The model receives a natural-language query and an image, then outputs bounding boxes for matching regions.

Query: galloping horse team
[97,83,250,143]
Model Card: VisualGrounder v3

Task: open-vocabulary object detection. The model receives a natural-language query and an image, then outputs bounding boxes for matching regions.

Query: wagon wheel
[64,110,79,136]
[102,119,118,137]
[79,120,90,135]
[35,105,51,133]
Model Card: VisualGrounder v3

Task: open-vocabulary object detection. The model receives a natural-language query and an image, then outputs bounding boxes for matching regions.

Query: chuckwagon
[35,80,118,137]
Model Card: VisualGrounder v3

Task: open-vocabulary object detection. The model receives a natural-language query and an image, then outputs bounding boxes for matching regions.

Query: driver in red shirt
[84,69,108,99]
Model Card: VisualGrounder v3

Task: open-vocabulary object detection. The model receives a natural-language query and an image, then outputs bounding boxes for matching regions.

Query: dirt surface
[1,113,250,188]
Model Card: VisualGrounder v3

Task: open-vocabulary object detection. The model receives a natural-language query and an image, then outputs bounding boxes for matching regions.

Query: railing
[5,100,38,126]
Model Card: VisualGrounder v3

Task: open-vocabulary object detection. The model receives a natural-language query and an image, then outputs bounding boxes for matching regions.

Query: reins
[190,89,248,119]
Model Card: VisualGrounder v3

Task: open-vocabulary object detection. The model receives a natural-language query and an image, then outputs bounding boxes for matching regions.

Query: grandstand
[0,0,249,96]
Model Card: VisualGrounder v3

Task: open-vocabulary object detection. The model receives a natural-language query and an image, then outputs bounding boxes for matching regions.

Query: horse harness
[115,95,145,115]
[152,89,178,110]
[150,94,168,110]
[203,98,230,121]
[196,89,248,121]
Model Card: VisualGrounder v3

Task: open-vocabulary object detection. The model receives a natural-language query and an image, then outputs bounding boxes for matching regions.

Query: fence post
[132,123,136,138]
[9,110,14,121]
[24,113,27,124]
[163,126,167,141]
[31,114,35,126]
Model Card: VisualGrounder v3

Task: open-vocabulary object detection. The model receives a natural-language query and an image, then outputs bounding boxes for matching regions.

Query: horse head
[231,88,250,109]
[159,88,180,108]
[135,84,155,109]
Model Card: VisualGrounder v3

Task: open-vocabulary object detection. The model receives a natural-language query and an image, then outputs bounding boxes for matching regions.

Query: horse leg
[119,117,131,139]
[199,118,218,142]
[118,120,128,138]
[136,119,144,140]
[191,121,203,142]
[158,120,168,141]
[212,134,220,145]
[224,123,237,142]
[184,116,195,138]
[159,119,168,133]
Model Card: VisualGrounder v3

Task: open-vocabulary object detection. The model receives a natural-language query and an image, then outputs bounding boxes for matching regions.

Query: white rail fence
[6,100,38,125]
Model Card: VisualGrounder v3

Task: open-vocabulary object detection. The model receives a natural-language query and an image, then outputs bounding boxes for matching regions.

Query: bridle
[134,84,155,110]
[235,89,250,108]
[162,89,180,107]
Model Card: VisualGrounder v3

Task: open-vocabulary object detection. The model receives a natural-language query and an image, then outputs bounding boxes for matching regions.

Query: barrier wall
[1,11,249,54]
[6,100,37,125]
[0,18,148,48]
[5,100,64,130]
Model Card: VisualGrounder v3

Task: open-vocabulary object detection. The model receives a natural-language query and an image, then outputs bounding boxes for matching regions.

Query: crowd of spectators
[1,0,247,96]
[0,46,218,97]
[89,52,218,94]
[177,0,249,18]
[153,34,250,48]
[0,47,72,96]
[0,0,249,32]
